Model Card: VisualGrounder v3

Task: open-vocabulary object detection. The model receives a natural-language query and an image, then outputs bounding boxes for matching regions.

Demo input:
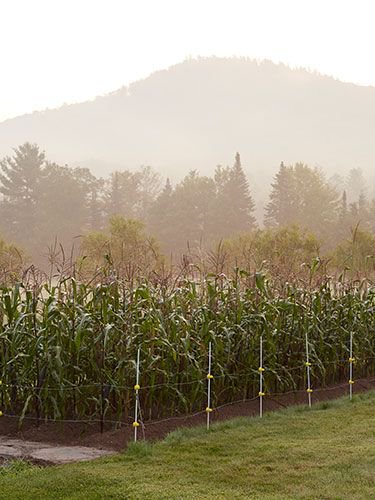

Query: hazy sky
[1,0,375,122]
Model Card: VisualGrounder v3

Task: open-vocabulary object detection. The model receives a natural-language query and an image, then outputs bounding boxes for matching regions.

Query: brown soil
[1,378,374,452]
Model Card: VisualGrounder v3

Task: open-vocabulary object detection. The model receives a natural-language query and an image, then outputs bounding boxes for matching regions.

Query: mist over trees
[2,57,375,256]
[149,153,256,252]
[265,162,340,245]
[1,58,375,188]
[0,142,375,279]
[0,143,99,259]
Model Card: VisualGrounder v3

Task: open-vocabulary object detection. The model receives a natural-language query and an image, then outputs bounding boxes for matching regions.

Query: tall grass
[0,271,374,425]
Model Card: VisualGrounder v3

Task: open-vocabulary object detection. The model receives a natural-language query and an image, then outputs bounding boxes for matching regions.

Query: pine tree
[265,162,339,243]
[148,178,175,250]
[149,172,218,253]
[136,166,162,221]
[87,179,104,231]
[214,153,256,236]
[345,192,370,232]
[335,190,351,242]
[172,171,216,250]
[105,170,140,219]
[230,152,257,229]
[358,191,369,223]
[106,171,122,216]
[346,168,366,203]
[0,143,45,245]
[339,190,348,220]
[265,162,295,226]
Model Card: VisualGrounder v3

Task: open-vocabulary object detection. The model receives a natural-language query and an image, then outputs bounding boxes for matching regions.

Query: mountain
[1,57,375,189]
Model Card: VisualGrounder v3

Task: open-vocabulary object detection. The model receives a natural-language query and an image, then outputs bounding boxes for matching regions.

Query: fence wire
[2,378,375,435]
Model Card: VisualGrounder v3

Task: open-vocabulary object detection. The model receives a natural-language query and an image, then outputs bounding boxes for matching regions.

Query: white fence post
[206,341,213,430]
[349,332,354,400]
[258,335,265,417]
[305,332,312,407]
[133,348,141,442]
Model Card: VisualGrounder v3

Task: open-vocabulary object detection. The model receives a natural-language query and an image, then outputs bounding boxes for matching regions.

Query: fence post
[349,332,354,400]
[258,335,265,418]
[206,341,213,430]
[133,348,141,442]
[305,332,312,407]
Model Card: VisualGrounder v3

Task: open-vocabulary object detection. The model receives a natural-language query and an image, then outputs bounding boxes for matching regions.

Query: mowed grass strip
[1,392,374,499]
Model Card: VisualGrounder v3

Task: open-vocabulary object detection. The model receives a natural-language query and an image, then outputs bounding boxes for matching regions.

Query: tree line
[0,143,374,279]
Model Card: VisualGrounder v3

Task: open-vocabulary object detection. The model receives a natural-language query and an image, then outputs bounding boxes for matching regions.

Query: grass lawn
[1,392,374,499]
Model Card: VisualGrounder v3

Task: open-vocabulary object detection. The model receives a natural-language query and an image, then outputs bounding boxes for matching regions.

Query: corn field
[0,272,374,427]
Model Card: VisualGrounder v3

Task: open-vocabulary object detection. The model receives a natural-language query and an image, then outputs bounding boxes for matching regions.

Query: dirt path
[0,437,114,465]
[1,377,374,459]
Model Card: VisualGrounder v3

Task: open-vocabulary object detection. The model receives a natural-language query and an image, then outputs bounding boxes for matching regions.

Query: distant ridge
[0,57,374,184]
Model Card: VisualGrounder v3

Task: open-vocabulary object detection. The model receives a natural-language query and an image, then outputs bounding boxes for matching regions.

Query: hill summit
[0,57,374,183]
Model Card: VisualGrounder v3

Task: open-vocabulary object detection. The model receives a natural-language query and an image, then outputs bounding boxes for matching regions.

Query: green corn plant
[0,271,374,427]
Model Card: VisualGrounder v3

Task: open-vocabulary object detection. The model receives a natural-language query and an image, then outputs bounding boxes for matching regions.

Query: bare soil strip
[0,377,374,461]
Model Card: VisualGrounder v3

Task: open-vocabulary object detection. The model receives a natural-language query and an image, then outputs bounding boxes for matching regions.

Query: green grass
[1,392,375,499]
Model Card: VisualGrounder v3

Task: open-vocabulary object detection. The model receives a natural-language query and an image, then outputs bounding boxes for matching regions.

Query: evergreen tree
[136,166,162,222]
[229,152,256,229]
[105,170,140,219]
[104,167,160,223]
[265,162,296,226]
[214,153,256,236]
[87,180,105,231]
[172,171,216,251]
[293,163,338,235]
[344,191,371,234]
[148,178,174,250]
[358,191,369,223]
[149,172,219,253]
[0,143,45,247]
[346,168,366,203]
[107,171,121,215]
[339,190,348,220]
[265,162,339,245]
[38,163,86,248]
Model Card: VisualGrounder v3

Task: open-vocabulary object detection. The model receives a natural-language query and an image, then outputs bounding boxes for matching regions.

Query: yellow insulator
[349,380,355,385]
[258,391,265,397]
[305,362,312,367]
[306,388,313,393]
[349,358,355,363]
[258,367,265,373]
[205,407,213,413]
[132,421,140,427]
[207,374,214,380]
[134,384,140,391]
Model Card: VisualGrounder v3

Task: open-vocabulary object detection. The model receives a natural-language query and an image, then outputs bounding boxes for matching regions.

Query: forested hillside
[1,57,375,187]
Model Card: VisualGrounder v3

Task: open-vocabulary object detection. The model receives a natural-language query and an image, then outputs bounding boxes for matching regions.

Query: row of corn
[0,273,374,425]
